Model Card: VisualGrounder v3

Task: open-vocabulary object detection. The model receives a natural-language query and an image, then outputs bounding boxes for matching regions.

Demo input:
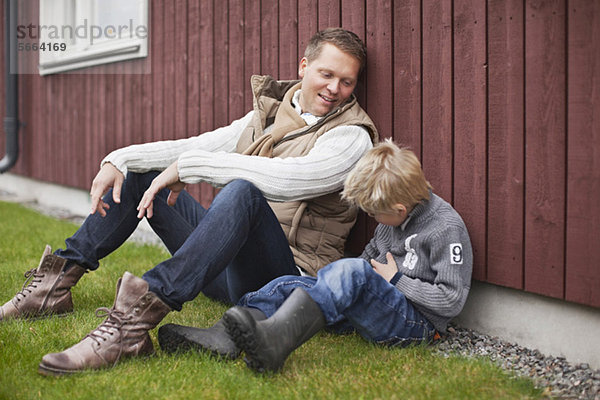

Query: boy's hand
[371,252,398,282]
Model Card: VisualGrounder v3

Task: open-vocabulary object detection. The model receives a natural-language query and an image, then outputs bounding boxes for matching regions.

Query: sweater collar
[399,189,434,231]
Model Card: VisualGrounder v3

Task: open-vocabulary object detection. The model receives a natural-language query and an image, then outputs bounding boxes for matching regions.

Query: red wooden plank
[565,0,600,308]
[279,0,298,80]
[199,0,215,132]
[340,0,368,254]
[261,0,279,77]
[228,1,245,120]
[140,58,154,145]
[297,0,318,62]
[49,75,60,183]
[133,61,145,144]
[121,63,134,162]
[453,0,487,281]
[243,0,261,111]
[73,74,86,187]
[44,77,56,183]
[16,77,29,177]
[364,0,392,237]
[99,65,111,177]
[214,0,229,129]
[184,0,208,203]
[76,74,86,187]
[91,69,106,187]
[162,1,176,140]
[24,74,37,178]
[421,0,453,202]
[174,0,188,139]
[365,0,392,139]
[115,67,126,162]
[151,0,165,143]
[82,74,94,187]
[524,0,566,299]
[486,0,525,289]
[392,0,421,155]
[56,74,66,186]
[186,0,201,137]
[104,73,118,168]
[340,0,366,105]
[199,0,215,208]
[318,0,341,29]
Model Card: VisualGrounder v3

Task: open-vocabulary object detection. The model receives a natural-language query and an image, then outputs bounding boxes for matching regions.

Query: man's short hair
[305,28,367,73]
[341,139,432,214]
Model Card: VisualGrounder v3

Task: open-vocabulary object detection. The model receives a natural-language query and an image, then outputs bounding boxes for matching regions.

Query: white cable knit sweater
[102,90,373,202]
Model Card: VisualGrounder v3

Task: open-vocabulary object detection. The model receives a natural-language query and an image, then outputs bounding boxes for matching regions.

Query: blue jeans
[239,258,436,346]
[55,173,299,310]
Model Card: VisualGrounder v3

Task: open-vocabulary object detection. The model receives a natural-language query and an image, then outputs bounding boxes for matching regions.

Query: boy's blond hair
[341,139,431,214]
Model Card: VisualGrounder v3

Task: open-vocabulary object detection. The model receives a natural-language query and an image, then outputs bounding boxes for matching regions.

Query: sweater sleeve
[177,125,373,202]
[359,225,383,261]
[100,111,254,176]
[394,225,472,319]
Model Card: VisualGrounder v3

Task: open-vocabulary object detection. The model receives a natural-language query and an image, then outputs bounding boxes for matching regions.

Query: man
[0,28,378,375]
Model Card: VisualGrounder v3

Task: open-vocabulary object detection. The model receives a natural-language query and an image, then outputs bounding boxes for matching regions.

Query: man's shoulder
[250,75,300,101]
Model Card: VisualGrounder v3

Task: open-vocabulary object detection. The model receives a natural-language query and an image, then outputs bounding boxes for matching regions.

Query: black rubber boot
[158,308,266,360]
[224,288,326,372]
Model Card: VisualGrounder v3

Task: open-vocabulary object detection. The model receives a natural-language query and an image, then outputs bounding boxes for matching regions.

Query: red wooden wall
[1,0,598,308]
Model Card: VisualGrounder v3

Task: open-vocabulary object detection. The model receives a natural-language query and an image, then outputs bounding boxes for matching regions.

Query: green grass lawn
[0,201,544,400]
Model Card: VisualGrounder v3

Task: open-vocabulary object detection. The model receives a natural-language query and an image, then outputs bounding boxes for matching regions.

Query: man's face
[298,43,361,117]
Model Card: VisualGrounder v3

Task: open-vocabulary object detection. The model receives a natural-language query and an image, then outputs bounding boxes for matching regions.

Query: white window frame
[38,0,148,75]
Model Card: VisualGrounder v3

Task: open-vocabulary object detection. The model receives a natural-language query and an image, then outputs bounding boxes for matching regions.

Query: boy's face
[297,43,360,117]
[368,205,409,227]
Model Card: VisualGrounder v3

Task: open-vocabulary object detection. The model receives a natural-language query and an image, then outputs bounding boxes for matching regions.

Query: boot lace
[14,268,45,302]
[86,307,132,366]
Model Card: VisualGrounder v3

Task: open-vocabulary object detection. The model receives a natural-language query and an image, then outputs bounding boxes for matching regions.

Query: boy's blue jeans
[239,258,436,346]
[55,172,299,310]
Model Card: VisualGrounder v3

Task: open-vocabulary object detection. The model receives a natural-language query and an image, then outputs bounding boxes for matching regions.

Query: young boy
[166,140,473,372]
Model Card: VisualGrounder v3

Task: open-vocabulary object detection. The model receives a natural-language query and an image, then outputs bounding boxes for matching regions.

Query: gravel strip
[2,193,599,399]
[436,326,600,399]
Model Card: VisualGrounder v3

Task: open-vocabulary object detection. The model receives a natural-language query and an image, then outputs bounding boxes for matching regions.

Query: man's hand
[137,161,186,219]
[90,163,125,217]
[370,252,399,282]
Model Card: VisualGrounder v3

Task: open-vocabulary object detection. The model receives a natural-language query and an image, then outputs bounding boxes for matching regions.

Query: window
[37,0,148,75]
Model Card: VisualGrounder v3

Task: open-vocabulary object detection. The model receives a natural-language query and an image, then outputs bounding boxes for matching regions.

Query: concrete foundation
[456,281,600,369]
[1,172,599,369]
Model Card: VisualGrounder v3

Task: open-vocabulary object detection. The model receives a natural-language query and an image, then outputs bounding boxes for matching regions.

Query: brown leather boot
[38,272,171,376]
[0,245,86,321]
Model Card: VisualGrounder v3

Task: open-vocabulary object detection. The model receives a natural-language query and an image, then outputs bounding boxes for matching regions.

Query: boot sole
[158,324,239,360]
[38,362,79,377]
[223,311,272,373]
[38,350,155,377]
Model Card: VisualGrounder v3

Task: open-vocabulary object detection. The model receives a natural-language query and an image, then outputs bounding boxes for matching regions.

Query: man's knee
[123,171,160,194]
[221,179,261,199]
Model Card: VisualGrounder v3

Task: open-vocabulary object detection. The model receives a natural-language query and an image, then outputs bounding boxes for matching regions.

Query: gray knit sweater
[360,193,473,332]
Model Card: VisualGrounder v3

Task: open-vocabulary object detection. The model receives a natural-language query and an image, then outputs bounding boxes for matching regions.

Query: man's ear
[298,57,308,78]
